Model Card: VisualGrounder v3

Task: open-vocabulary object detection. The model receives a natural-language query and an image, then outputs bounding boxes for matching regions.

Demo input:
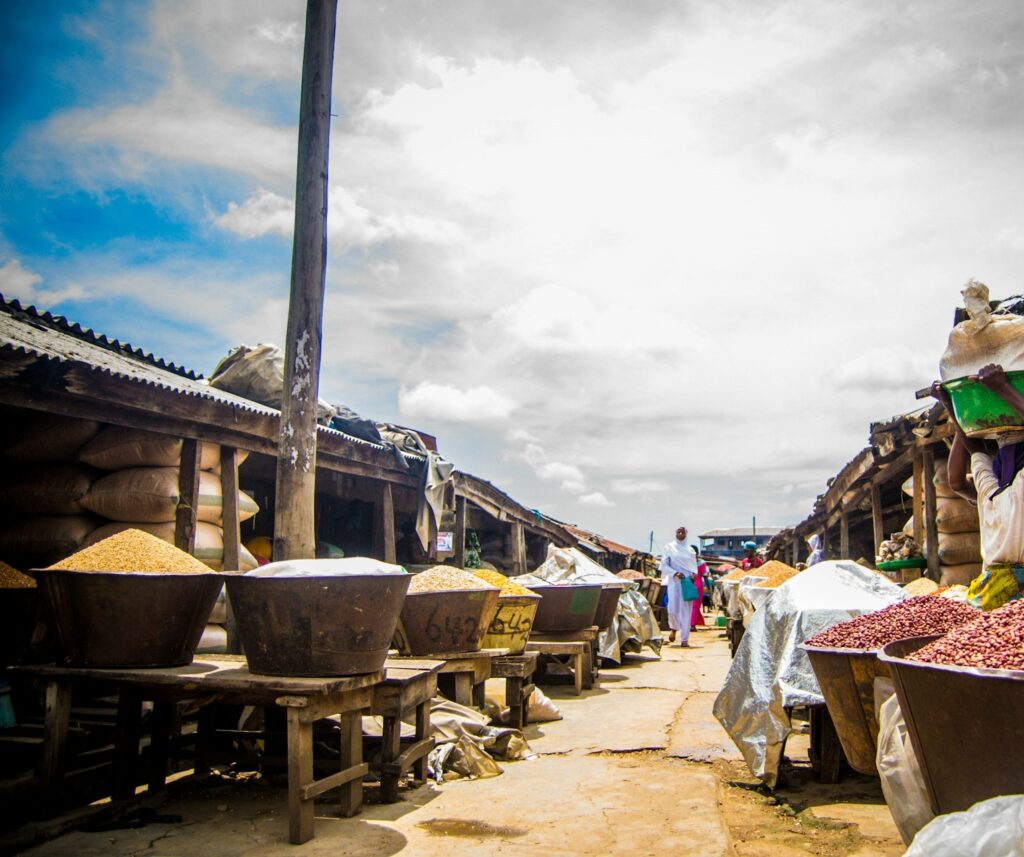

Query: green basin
[944,372,1024,437]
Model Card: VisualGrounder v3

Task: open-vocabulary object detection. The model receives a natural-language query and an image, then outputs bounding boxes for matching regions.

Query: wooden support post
[511,521,526,576]
[113,691,143,800]
[821,527,830,559]
[336,712,362,819]
[454,494,467,568]
[871,482,884,554]
[374,482,396,564]
[273,0,339,562]
[790,538,799,566]
[380,710,402,803]
[286,707,315,844]
[220,446,242,653]
[922,446,941,581]
[39,682,72,818]
[912,454,924,547]
[839,507,849,559]
[175,438,202,553]
[147,701,174,793]
[413,701,430,783]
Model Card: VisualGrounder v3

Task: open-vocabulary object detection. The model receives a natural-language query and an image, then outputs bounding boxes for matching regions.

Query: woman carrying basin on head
[659,525,699,647]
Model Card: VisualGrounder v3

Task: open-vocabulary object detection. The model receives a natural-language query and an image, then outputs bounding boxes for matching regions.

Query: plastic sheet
[426,696,534,780]
[519,546,662,662]
[875,692,933,844]
[712,561,905,787]
[738,583,775,627]
[904,795,1024,857]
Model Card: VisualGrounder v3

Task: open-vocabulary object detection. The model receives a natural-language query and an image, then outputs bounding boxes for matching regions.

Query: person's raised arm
[931,381,981,499]
[978,363,1024,422]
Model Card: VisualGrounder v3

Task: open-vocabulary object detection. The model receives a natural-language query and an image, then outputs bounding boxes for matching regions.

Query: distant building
[698,527,783,560]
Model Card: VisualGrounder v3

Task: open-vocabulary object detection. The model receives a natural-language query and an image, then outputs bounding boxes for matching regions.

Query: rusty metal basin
[879,635,1024,815]
[594,584,626,631]
[225,573,410,676]
[526,583,603,633]
[36,570,221,668]
[804,643,891,776]
[480,593,541,654]
[394,588,501,656]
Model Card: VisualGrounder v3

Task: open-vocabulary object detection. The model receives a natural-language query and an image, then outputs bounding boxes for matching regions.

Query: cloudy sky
[2,1,1023,551]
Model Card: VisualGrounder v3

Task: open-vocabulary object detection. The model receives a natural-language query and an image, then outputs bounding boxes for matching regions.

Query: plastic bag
[875,692,933,844]
[905,795,1024,856]
[940,280,1024,380]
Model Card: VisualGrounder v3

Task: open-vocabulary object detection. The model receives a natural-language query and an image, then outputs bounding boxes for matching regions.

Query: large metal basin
[879,636,1024,814]
[594,584,626,631]
[480,593,541,654]
[526,583,602,633]
[393,588,500,656]
[225,573,410,676]
[804,643,891,776]
[36,570,221,668]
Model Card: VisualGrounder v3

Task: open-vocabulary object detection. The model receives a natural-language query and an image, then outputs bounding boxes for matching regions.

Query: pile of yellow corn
[472,568,532,596]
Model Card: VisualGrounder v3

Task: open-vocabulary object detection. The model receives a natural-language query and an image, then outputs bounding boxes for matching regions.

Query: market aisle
[26,634,736,857]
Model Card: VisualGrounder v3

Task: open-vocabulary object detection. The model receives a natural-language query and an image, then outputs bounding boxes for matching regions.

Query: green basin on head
[944,371,1024,437]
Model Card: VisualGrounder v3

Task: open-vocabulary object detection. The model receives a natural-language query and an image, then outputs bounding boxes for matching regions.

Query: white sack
[905,795,1024,857]
[875,692,933,845]
[940,280,1024,381]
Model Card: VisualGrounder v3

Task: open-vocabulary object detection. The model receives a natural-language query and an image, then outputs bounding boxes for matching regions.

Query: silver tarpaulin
[519,546,662,662]
[712,561,905,788]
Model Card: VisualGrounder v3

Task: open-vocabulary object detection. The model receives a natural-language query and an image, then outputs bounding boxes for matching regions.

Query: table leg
[452,673,473,707]
[337,712,363,818]
[286,707,314,845]
[581,647,594,691]
[573,653,583,696]
[147,700,174,792]
[113,690,143,800]
[39,681,72,818]
[471,680,486,710]
[379,711,402,803]
[194,704,216,776]
[413,701,431,783]
[505,677,523,729]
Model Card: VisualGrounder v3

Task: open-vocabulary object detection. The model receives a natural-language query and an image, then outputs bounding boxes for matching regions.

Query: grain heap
[408,566,498,593]
[909,599,1024,671]
[47,528,211,574]
[0,560,35,588]
[903,577,939,597]
[721,566,760,582]
[805,595,979,650]
[751,560,799,589]
[472,568,532,596]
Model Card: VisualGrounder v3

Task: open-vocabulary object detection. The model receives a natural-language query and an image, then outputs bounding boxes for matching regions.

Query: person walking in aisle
[659,525,699,646]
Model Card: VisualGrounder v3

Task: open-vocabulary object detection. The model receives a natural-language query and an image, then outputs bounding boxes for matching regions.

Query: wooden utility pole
[273,0,339,561]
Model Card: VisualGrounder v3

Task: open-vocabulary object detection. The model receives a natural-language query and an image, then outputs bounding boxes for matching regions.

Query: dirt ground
[23,626,907,856]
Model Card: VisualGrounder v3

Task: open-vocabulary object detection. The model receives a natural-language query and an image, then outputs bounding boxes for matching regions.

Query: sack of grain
[940,280,1024,380]
[78,426,221,471]
[937,530,982,566]
[935,496,980,534]
[902,516,915,536]
[0,515,99,567]
[901,471,956,500]
[5,416,101,462]
[82,468,258,524]
[0,463,97,516]
[84,520,258,571]
[940,562,982,587]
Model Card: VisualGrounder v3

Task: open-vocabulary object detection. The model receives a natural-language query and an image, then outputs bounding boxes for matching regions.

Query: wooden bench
[372,659,441,802]
[390,648,506,709]
[528,626,600,693]
[13,658,382,846]
[489,652,538,729]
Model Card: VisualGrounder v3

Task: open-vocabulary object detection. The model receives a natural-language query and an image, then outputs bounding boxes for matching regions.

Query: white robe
[659,538,698,641]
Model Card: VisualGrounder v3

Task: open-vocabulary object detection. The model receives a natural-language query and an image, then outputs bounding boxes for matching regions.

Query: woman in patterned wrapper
[659,526,699,647]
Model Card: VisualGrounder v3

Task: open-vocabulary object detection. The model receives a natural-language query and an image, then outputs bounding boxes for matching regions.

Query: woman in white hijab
[659,525,699,646]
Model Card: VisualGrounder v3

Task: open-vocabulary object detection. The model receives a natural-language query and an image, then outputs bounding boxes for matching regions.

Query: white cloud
[611,478,670,495]
[398,381,515,424]
[0,260,88,306]
[834,347,936,393]
[579,492,614,507]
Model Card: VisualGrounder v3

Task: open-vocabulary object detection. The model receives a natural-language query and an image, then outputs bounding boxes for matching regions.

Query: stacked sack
[902,459,982,586]
[0,415,105,567]
[74,426,260,653]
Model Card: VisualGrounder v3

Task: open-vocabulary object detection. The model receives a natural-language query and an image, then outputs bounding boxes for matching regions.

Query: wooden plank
[839,507,849,559]
[286,707,315,844]
[175,438,202,553]
[510,521,527,576]
[300,763,369,801]
[273,0,340,563]
[413,701,431,782]
[379,706,403,802]
[336,711,363,818]
[374,481,396,564]
[912,454,924,547]
[454,494,467,568]
[39,682,72,818]
[922,446,940,581]
[220,447,242,571]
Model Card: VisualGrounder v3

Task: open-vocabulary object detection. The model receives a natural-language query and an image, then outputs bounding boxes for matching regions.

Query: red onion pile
[909,598,1024,671]
[805,595,979,651]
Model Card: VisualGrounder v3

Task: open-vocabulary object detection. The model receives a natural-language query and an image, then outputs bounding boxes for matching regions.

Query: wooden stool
[490,652,538,728]
[391,649,506,709]
[529,626,599,691]
[526,640,589,695]
[372,659,441,802]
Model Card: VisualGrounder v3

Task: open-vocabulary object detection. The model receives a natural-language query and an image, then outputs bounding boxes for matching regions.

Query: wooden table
[373,659,441,802]
[390,648,507,709]
[528,626,600,693]
[489,652,538,729]
[13,658,382,845]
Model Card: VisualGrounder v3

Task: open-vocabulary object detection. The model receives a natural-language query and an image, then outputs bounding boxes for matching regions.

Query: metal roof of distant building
[699,527,784,538]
